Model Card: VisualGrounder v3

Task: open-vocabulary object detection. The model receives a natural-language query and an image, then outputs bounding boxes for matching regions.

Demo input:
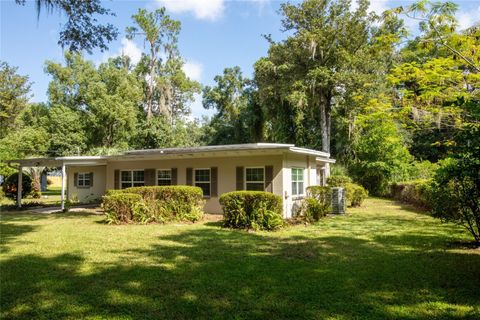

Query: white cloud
[189,92,214,120]
[156,0,225,21]
[182,60,203,81]
[369,0,389,16]
[118,38,142,65]
[350,0,389,16]
[456,6,480,30]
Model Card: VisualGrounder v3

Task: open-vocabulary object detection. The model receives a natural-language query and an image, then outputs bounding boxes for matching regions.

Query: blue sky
[1,0,479,118]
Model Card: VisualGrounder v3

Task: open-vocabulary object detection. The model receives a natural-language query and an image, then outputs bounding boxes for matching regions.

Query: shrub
[327,175,352,187]
[0,189,4,201]
[429,157,480,244]
[303,186,332,221]
[345,183,368,207]
[31,191,42,199]
[327,177,368,207]
[46,178,53,185]
[103,193,143,224]
[103,186,204,224]
[220,191,283,231]
[390,179,432,209]
[2,173,32,200]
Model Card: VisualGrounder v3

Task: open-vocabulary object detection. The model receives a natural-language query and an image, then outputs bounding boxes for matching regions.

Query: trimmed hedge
[103,193,143,224]
[390,180,431,209]
[327,176,368,207]
[220,191,283,231]
[303,186,332,221]
[102,186,204,224]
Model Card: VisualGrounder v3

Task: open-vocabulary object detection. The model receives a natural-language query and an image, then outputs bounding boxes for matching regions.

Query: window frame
[77,172,91,188]
[291,167,305,196]
[194,168,211,198]
[120,170,145,189]
[244,167,265,191]
[156,169,172,186]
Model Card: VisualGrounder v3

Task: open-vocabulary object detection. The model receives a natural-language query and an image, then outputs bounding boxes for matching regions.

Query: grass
[1,186,62,206]
[1,198,479,319]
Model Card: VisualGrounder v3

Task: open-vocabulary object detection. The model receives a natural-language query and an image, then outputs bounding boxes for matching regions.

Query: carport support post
[61,163,66,211]
[17,166,22,208]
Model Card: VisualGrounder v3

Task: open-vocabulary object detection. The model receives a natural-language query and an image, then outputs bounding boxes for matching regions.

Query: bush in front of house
[390,179,432,209]
[220,191,283,231]
[327,176,368,207]
[103,193,144,224]
[303,186,332,221]
[102,186,204,224]
[2,173,32,200]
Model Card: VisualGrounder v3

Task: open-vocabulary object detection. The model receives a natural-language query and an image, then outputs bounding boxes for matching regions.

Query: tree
[15,0,118,53]
[45,52,143,150]
[349,99,413,195]
[126,8,181,119]
[389,1,480,161]
[203,67,264,144]
[255,0,403,153]
[429,123,480,244]
[0,62,31,139]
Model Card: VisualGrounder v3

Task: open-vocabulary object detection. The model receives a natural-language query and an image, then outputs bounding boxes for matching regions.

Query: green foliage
[254,0,403,152]
[349,100,413,196]
[220,191,283,231]
[127,8,200,121]
[103,193,143,224]
[203,67,264,144]
[327,176,368,207]
[16,0,118,53]
[326,175,351,187]
[46,53,143,150]
[390,179,432,209]
[103,186,204,224]
[345,183,369,207]
[2,173,32,200]
[0,61,31,140]
[330,164,348,177]
[428,127,480,243]
[303,186,332,221]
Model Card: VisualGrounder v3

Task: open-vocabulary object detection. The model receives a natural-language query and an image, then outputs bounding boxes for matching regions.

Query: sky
[1,0,479,119]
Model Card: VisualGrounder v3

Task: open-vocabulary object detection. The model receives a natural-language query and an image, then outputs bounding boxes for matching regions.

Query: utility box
[331,187,346,214]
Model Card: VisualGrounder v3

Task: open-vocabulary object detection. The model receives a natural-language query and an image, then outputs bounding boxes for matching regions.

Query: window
[245,167,264,191]
[121,170,144,189]
[194,168,210,197]
[77,172,91,187]
[292,168,304,196]
[157,169,172,186]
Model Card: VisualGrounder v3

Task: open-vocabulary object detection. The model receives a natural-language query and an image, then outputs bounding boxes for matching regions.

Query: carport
[7,156,107,210]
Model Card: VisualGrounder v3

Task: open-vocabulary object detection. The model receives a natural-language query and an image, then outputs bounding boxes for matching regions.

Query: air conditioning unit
[331,187,346,214]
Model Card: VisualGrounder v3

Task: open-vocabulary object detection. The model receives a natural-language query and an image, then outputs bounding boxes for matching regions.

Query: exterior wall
[67,165,107,203]
[104,155,283,214]
[281,154,318,218]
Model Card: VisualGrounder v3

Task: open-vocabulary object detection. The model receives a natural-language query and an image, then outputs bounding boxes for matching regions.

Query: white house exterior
[8,143,334,218]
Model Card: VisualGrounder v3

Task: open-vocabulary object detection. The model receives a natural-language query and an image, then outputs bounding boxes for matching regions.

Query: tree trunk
[318,91,331,153]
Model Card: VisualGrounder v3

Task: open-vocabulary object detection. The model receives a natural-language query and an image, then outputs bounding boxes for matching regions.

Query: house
[8,143,334,218]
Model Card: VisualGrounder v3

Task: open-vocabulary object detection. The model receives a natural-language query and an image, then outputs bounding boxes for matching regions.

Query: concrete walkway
[29,204,103,215]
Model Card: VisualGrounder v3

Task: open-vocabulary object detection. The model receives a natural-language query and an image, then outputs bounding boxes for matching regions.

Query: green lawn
[1,198,479,319]
[1,186,62,206]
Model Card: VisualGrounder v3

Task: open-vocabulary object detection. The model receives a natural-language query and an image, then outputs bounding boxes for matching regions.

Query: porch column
[17,166,22,208]
[61,163,66,211]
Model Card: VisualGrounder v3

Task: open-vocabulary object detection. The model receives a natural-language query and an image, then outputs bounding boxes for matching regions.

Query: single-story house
[7,143,335,218]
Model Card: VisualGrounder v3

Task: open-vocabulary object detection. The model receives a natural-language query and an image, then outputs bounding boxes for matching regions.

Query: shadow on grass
[1,225,480,319]
[0,222,38,253]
